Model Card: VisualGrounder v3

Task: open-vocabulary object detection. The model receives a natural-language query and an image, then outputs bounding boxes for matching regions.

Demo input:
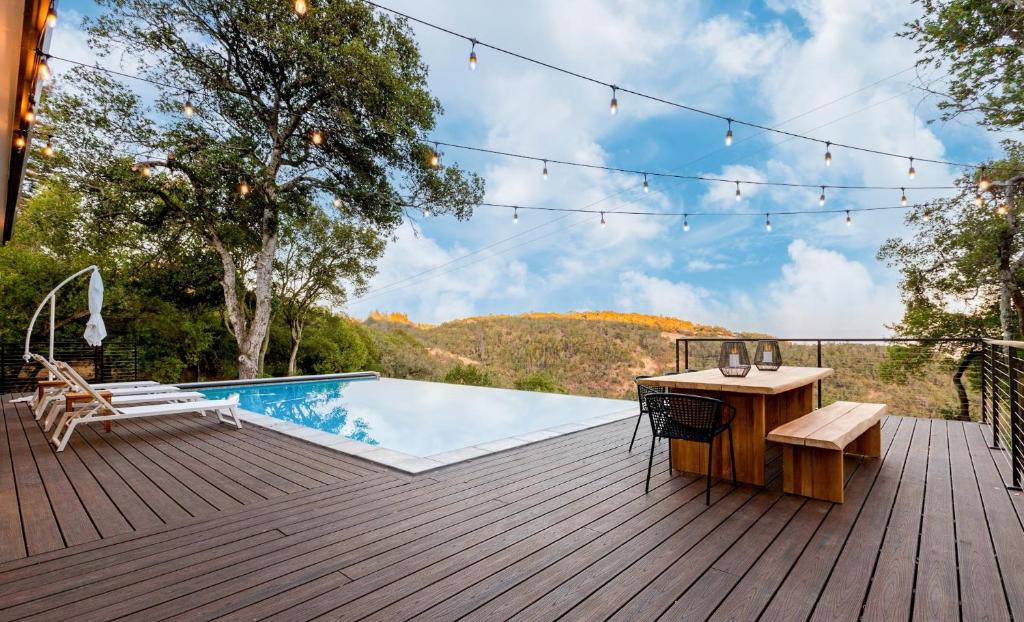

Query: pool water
[200,377,636,458]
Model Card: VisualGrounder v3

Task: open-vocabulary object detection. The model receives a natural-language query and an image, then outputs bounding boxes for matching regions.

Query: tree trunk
[210,231,278,379]
[287,320,304,376]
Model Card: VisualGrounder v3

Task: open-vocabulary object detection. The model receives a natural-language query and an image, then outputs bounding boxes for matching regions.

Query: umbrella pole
[23,265,100,374]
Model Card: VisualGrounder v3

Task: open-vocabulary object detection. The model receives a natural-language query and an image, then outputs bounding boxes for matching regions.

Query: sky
[55,0,1005,336]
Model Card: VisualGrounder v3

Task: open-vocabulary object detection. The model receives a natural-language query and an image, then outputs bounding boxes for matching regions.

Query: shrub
[443,364,495,387]
[513,371,565,393]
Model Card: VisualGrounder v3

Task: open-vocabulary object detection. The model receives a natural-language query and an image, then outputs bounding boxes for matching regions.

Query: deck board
[1,392,1021,621]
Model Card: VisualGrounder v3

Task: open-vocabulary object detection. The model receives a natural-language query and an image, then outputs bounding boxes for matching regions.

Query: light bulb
[38,57,50,81]
[542,161,548,180]
[819,186,826,207]
[979,168,991,191]
[643,175,649,193]
[975,194,984,207]
[24,108,35,124]
[513,208,518,224]
[683,217,690,232]
[294,0,307,16]
[238,181,250,196]
[166,151,174,162]
[423,207,430,218]
[846,211,852,226]
[901,189,907,206]
[46,7,56,28]
[183,98,194,118]
[824,142,832,167]
[725,120,733,146]
[13,134,25,150]
[311,130,323,145]
[430,148,439,167]
[735,182,741,202]
[600,212,606,228]
[609,87,618,116]
[43,137,54,157]
[922,211,930,222]
[765,214,772,232]
[997,203,1009,216]
[140,165,152,177]
[469,41,477,71]
[907,157,916,180]
[333,197,342,208]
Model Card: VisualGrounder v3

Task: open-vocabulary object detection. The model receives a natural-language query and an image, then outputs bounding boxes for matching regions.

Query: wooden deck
[1,393,1023,621]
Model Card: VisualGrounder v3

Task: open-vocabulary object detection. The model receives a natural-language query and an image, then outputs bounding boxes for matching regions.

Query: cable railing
[981,340,1024,489]
[0,339,139,394]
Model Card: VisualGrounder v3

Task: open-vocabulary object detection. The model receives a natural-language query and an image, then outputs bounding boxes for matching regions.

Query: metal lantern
[754,340,782,371]
[718,340,751,377]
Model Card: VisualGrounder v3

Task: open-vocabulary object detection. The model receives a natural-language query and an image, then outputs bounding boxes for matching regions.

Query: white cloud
[690,16,792,80]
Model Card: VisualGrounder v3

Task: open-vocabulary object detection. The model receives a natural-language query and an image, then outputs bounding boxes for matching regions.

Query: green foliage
[513,372,565,394]
[443,364,495,387]
[904,0,1024,130]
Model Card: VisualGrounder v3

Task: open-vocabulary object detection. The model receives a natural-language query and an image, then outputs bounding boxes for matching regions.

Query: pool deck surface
[1,391,1024,620]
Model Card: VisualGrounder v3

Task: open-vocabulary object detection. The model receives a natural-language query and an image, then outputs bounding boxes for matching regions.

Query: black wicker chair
[643,392,737,504]
[630,376,667,451]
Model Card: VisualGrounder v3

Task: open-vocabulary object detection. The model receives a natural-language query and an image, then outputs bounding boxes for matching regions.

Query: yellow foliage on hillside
[447,311,731,336]
[366,310,434,328]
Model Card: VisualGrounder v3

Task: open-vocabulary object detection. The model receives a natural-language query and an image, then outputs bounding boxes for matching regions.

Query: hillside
[361,311,978,420]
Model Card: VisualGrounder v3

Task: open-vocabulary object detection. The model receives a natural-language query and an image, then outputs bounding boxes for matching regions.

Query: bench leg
[783,446,844,503]
[845,421,881,458]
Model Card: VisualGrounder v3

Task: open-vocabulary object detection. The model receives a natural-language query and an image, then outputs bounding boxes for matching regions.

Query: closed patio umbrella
[83,269,107,347]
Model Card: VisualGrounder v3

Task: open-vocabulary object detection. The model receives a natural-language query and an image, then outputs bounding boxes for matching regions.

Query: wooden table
[642,366,834,486]
[65,390,114,432]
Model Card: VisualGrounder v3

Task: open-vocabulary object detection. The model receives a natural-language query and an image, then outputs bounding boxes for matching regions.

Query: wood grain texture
[767,401,886,450]
[644,365,833,395]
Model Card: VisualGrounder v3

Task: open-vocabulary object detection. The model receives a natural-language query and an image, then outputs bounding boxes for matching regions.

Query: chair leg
[705,439,713,505]
[727,425,737,488]
[668,440,673,475]
[629,412,643,451]
[646,436,655,493]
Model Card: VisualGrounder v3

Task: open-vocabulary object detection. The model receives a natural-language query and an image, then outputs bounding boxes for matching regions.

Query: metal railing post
[0,342,5,395]
[816,339,823,409]
[993,342,1002,449]
[134,338,139,381]
[684,340,689,372]
[980,343,989,424]
[675,340,680,373]
[1011,346,1023,489]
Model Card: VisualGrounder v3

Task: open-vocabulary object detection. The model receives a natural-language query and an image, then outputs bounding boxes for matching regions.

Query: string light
[166,151,174,162]
[45,6,57,28]
[183,92,194,118]
[979,168,991,191]
[724,119,733,146]
[824,142,832,167]
[846,210,852,226]
[600,211,606,227]
[13,133,26,151]
[513,207,518,224]
[765,213,772,232]
[819,186,826,207]
[468,40,477,71]
[542,160,548,180]
[43,136,54,157]
[735,181,742,202]
[37,55,50,81]
[294,0,308,16]
[333,197,343,208]
[310,129,324,146]
[423,207,430,218]
[907,157,916,180]
[140,164,152,177]
[922,210,930,222]
[683,215,690,232]
[430,143,440,167]
[609,86,618,116]
[238,180,250,196]
[997,203,1009,216]
[643,174,649,193]
[975,193,984,207]
[901,188,907,206]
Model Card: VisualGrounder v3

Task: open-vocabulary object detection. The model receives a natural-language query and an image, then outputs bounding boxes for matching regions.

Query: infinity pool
[200,376,636,471]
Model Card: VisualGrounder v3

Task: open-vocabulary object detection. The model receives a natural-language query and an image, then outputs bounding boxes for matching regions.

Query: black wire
[361,0,992,171]
[44,52,189,93]
[475,200,936,217]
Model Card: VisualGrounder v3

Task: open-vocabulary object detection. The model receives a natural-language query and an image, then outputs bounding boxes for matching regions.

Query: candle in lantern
[762,343,773,364]
[729,345,740,368]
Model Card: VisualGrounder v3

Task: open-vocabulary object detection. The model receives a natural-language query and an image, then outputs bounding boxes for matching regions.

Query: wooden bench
[766,401,886,503]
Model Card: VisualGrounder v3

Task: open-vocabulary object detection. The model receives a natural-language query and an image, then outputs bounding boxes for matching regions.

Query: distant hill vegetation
[360,310,978,420]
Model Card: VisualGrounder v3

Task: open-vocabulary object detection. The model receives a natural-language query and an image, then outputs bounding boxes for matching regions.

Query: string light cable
[358,0,995,172]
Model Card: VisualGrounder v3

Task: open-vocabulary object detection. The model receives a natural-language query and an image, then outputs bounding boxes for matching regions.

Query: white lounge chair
[28,354,181,421]
[42,390,207,432]
[50,361,241,452]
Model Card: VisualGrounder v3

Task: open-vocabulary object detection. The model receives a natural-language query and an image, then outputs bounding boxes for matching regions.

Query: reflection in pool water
[200,377,635,458]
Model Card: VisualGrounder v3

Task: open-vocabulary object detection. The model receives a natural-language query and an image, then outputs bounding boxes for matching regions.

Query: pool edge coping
[234,404,640,474]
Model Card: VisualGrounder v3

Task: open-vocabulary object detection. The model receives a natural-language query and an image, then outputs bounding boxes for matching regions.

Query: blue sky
[55,0,1004,336]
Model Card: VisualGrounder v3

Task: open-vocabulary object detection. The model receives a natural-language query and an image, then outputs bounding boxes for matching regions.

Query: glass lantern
[718,341,751,377]
[754,340,782,371]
